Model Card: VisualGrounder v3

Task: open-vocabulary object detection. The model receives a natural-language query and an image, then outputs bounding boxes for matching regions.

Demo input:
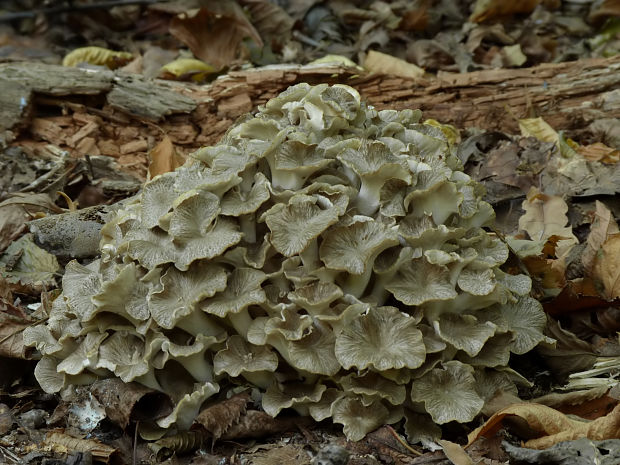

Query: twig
[0,317,49,346]
[133,420,139,465]
[0,0,162,22]
[384,425,423,456]
[0,445,20,464]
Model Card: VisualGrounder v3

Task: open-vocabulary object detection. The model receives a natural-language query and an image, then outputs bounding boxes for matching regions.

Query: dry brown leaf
[583,201,620,274]
[249,444,312,465]
[148,136,184,179]
[169,5,263,70]
[438,439,474,465]
[0,311,32,359]
[470,0,541,23]
[193,391,250,441]
[589,0,620,25]
[592,233,620,299]
[45,431,118,462]
[91,378,173,429]
[519,187,578,245]
[363,50,424,79]
[577,142,620,164]
[240,0,295,51]
[468,402,620,450]
[221,410,312,440]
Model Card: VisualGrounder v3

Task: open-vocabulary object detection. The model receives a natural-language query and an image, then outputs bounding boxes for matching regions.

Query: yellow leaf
[363,50,424,79]
[467,402,620,450]
[592,233,620,299]
[62,46,133,69]
[159,58,217,82]
[148,136,185,179]
[519,117,559,145]
[308,55,362,70]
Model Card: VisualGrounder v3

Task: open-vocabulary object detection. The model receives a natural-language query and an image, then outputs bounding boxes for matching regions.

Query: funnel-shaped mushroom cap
[386,257,457,306]
[140,173,178,228]
[268,140,332,190]
[338,372,406,405]
[149,262,227,329]
[57,332,107,375]
[433,314,497,357]
[264,195,340,256]
[124,227,175,269]
[97,331,149,382]
[485,295,551,355]
[168,189,220,243]
[410,360,484,424]
[337,140,412,215]
[263,306,313,341]
[174,218,244,271]
[262,382,326,417]
[288,282,343,315]
[23,325,62,356]
[335,306,425,371]
[157,382,220,430]
[320,219,399,274]
[286,321,340,376]
[214,335,278,377]
[61,261,101,321]
[332,396,389,441]
[34,357,65,393]
[92,263,150,322]
[220,172,270,216]
[202,268,267,318]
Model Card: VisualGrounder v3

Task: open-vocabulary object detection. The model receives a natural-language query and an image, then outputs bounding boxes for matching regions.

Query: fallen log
[2,56,619,175]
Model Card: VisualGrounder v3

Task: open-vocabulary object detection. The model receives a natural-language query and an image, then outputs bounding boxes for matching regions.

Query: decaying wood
[198,55,620,138]
[2,57,619,175]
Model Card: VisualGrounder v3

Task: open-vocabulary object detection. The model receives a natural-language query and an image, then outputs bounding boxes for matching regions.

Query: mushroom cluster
[25,83,550,441]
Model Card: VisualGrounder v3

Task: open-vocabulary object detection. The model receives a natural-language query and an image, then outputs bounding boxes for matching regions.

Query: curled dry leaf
[578,142,620,164]
[593,234,620,300]
[44,431,118,462]
[519,187,578,246]
[583,201,619,274]
[470,0,541,23]
[91,378,173,429]
[148,136,185,179]
[62,46,133,69]
[439,439,474,465]
[468,402,620,450]
[193,391,250,441]
[363,50,424,79]
[169,6,262,70]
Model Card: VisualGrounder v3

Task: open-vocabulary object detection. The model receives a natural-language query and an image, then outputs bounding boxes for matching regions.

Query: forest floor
[1,1,620,464]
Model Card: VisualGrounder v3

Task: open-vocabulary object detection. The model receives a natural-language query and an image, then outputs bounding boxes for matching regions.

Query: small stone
[18,408,48,429]
[313,444,350,465]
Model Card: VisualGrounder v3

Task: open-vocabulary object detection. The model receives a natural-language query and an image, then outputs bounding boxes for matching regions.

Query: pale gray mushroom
[25,83,551,442]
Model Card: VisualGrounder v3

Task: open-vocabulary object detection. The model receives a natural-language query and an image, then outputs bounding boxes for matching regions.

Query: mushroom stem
[239,213,257,243]
[135,369,163,391]
[341,267,373,299]
[300,240,321,270]
[241,371,273,390]
[228,310,253,340]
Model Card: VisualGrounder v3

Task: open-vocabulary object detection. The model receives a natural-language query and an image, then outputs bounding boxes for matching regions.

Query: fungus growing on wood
[25,83,550,442]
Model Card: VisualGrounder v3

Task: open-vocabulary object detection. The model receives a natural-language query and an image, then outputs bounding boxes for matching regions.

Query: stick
[0,0,161,22]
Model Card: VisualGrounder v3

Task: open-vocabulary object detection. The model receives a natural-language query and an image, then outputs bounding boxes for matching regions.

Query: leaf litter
[1,0,620,464]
